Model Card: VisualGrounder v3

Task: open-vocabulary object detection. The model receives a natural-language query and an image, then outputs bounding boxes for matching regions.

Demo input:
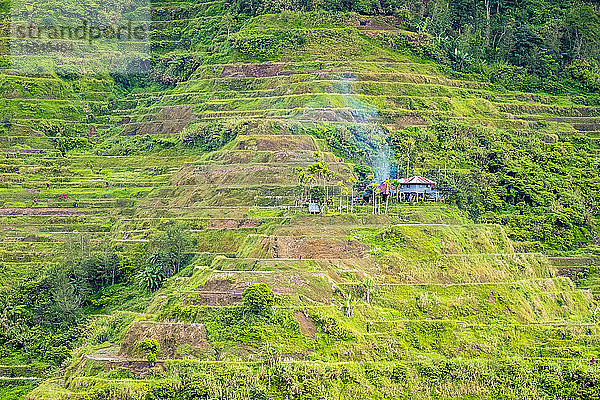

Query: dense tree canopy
[230,0,600,93]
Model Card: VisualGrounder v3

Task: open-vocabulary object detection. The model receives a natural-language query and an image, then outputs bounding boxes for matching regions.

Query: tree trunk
[372,188,376,215]
[485,0,491,46]
[385,194,389,215]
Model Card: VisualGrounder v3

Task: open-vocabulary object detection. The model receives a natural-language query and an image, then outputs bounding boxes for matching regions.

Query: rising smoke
[302,69,393,181]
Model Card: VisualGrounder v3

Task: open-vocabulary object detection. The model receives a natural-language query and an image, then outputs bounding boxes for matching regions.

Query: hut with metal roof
[395,176,441,202]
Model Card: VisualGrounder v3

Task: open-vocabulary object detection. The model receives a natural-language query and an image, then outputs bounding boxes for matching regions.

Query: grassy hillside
[0,0,600,398]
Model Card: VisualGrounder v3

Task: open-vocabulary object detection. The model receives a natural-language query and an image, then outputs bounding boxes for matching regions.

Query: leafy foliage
[138,338,160,363]
[387,121,600,250]
[139,224,195,291]
[242,283,275,313]
[0,236,125,365]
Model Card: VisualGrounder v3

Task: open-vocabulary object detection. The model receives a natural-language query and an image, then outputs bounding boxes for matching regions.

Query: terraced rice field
[0,130,596,398]
[0,0,599,398]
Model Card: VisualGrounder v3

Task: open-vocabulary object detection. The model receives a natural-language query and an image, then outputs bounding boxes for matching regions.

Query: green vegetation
[242,283,276,313]
[1,0,600,397]
[139,225,196,291]
[387,121,600,251]
[138,338,160,363]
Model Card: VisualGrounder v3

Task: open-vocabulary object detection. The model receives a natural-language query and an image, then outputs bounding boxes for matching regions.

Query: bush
[145,381,175,400]
[139,262,165,292]
[105,367,137,379]
[249,387,268,400]
[179,381,209,400]
[242,283,275,314]
[138,338,160,363]
[45,345,70,366]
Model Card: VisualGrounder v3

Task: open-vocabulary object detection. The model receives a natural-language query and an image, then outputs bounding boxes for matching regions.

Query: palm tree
[348,175,357,213]
[363,278,373,304]
[296,167,307,204]
[382,178,391,215]
[344,291,354,317]
[307,162,325,188]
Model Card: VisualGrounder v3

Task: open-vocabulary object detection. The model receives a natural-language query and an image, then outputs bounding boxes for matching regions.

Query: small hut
[396,176,441,202]
[308,202,321,214]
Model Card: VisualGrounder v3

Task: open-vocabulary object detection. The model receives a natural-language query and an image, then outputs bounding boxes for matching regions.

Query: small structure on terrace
[308,202,321,214]
[361,175,442,205]
[394,176,441,202]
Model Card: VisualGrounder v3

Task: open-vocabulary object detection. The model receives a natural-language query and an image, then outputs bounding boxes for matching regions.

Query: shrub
[242,283,275,313]
[179,381,209,400]
[249,387,269,400]
[45,345,70,366]
[145,381,175,400]
[390,364,409,385]
[175,344,195,359]
[105,367,136,379]
[138,338,160,363]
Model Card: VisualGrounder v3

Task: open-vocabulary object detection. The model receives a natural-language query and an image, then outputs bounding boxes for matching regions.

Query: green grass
[1,4,600,399]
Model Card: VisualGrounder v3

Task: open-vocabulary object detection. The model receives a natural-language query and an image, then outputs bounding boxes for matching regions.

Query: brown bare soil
[189,278,248,306]
[190,276,306,305]
[293,311,317,337]
[197,278,244,293]
[189,291,244,306]
[556,267,587,282]
[264,236,369,259]
[208,218,261,229]
[119,321,211,359]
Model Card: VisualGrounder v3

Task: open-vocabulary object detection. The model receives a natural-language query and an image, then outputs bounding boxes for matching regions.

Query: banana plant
[344,291,354,317]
